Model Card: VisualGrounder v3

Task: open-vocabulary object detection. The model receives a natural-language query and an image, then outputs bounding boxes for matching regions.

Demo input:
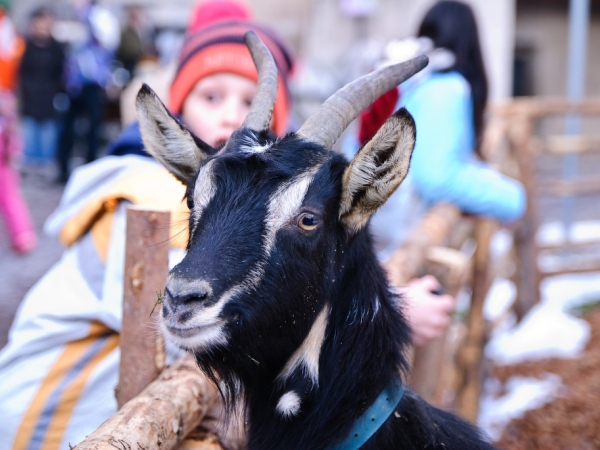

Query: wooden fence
[74,200,500,448]
[486,97,600,320]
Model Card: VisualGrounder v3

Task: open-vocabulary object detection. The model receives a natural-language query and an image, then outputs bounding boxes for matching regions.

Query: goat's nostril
[179,310,193,322]
[184,293,207,304]
[165,280,213,306]
[176,291,208,305]
[170,291,210,306]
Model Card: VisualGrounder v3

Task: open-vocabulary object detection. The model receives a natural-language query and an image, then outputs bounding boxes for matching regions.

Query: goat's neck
[244,235,411,449]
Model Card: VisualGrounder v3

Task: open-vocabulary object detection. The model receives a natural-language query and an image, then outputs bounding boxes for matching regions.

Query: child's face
[182,73,257,148]
[31,14,53,40]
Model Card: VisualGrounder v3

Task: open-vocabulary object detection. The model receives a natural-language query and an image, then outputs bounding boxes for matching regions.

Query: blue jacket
[107,121,149,157]
[400,71,526,222]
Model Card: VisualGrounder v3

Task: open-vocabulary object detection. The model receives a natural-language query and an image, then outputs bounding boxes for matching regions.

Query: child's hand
[400,275,456,346]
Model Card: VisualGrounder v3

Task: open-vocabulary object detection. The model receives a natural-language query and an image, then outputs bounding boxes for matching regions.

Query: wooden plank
[537,177,600,196]
[540,265,600,278]
[544,135,600,155]
[74,355,223,450]
[116,206,170,409]
[495,97,600,118]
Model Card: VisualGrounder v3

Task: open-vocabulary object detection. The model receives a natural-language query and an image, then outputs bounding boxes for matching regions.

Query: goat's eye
[186,197,194,210]
[297,213,319,231]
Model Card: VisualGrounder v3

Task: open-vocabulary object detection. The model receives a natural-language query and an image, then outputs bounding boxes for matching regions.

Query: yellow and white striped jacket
[0,155,189,449]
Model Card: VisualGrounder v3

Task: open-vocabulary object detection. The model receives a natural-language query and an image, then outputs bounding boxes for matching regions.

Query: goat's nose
[165,279,213,307]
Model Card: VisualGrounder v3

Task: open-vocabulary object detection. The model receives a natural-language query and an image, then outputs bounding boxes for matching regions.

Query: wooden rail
[74,355,221,450]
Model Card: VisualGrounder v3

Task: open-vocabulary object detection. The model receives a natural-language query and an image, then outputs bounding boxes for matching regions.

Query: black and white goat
[136,31,494,450]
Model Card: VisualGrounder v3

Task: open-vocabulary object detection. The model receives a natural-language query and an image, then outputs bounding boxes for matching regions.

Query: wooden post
[74,355,223,449]
[454,219,495,422]
[116,206,170,409]
[508,116,540,321]
[385,204,469,407]
[410,247,471,406]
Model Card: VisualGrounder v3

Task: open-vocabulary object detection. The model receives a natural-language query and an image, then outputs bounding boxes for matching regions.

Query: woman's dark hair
[418,0,488,156]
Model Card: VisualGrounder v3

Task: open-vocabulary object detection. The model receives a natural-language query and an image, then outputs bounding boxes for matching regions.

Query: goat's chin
[160,320,227,352]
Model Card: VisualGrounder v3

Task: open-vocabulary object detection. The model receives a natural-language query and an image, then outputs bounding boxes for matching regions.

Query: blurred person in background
[0,0,37,254]
[116,5,156,82]
[346,0,526,345]
[18,7,65,174]
[56,0,118,183]
[0,1,291,447]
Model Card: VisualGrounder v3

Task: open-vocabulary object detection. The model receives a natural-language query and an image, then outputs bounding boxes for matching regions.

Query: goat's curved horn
[296,55,428,150]
[242,30,279,132]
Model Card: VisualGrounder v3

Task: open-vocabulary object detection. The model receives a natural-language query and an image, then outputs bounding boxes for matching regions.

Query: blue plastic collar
[329,380,404,450]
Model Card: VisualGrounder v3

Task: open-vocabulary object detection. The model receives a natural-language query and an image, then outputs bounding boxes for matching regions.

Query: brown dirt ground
[492,308,600,450]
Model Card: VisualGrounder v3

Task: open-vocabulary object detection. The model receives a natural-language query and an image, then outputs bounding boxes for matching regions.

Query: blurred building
[515,0,600,97]
[9,0,600,102]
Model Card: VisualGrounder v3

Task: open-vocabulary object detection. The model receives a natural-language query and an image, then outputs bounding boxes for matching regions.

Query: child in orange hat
[0,1,291,448]
[112,0,293,154]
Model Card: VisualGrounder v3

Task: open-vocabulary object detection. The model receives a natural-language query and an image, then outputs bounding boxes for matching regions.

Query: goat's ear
[339,108,416,233]
[135,84,214,185]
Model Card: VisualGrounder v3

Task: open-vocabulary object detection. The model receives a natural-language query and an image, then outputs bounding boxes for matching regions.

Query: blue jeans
[21,117,59,166]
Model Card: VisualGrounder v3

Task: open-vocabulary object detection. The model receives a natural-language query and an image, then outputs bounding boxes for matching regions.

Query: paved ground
[0,169,64,349]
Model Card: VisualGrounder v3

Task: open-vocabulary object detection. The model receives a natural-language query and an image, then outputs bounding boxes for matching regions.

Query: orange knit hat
[169,1,293,136]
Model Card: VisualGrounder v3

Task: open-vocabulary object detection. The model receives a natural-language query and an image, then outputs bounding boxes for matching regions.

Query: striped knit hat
[169,0,293,135]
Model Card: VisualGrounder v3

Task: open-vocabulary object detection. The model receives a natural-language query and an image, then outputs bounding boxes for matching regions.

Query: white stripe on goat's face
[190,159,217,233]
[241,167,319,291]
[264,166,324,257]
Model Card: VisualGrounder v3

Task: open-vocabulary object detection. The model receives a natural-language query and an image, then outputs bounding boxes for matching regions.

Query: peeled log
[74,354,220,449]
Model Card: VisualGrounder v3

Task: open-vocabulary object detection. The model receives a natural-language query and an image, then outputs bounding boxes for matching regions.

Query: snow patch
[541,273,600,311]
[484,278,516,322]
[479,373,565,441]
[485,302,590,365]
[485,272,600,365]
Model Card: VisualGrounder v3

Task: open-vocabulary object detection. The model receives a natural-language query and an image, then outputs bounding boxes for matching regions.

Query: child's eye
[244,97,253,107]
[204,92,220,103]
